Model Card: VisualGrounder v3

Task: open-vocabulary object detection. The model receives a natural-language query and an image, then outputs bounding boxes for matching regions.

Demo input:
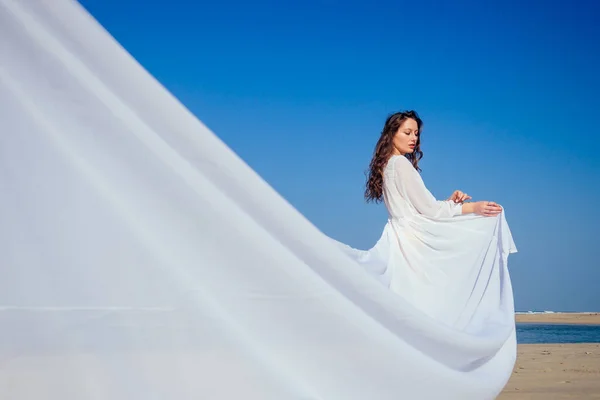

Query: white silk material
[0,1,518,399]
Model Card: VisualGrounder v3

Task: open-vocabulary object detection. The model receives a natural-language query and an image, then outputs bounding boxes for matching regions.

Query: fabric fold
[0,1,517,399]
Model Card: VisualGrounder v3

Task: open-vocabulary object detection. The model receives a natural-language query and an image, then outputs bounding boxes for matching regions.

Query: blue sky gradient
[79,0,600,311]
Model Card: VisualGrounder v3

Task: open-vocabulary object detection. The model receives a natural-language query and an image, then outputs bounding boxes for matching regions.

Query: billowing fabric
[0,1,518,399]
[335,155,517,329]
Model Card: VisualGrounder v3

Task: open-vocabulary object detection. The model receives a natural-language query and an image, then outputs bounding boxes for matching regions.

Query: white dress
[0,1,519,399]
[336,154,518,330]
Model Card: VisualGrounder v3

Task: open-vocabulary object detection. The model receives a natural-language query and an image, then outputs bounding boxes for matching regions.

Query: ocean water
[517,323,600,344]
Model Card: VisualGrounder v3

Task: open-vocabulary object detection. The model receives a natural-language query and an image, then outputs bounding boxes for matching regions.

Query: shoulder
[389,156,422,184]
[389,155,412,172]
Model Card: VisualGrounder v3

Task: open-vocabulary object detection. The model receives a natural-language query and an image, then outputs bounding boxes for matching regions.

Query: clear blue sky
[79,0,600,312]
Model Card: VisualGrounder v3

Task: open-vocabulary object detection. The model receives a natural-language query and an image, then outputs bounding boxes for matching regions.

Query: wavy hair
[364,110,423,203]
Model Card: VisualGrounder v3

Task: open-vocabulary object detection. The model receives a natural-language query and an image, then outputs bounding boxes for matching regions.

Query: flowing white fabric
[0,1,518,399]
[335,155,517,329]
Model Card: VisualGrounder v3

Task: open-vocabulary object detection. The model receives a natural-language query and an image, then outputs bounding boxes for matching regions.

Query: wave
[516,311,556,314]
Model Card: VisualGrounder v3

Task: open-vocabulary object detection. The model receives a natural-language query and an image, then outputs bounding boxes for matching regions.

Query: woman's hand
[448,190,472,203]
[467,201,503,217]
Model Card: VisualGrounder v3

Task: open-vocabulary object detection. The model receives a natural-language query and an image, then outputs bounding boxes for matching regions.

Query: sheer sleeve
[393,156,462,218]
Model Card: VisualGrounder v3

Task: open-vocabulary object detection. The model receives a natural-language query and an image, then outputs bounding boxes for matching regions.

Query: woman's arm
[462,201,503,216]
[462,202,476,214]
[393,157,462,218]
[393,157,503,218]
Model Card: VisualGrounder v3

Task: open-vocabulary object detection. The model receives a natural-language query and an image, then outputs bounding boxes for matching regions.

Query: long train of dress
[0,1,517,399]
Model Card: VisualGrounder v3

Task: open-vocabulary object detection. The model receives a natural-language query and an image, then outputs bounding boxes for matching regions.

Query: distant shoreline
[515,312,600,325]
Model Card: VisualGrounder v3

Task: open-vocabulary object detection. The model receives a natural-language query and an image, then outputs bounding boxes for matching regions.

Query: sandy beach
[516,312,600,325]
[498,313,600,399]
[499,343,600,399]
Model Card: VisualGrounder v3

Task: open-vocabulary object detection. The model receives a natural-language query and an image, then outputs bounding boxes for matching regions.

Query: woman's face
[392,118,419,155]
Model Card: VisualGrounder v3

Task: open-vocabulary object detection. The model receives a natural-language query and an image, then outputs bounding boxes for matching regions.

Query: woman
[365,110,504,217]
[337,110,517,329]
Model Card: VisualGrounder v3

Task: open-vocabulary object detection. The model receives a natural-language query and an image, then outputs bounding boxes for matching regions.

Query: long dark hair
[364,110,423,203]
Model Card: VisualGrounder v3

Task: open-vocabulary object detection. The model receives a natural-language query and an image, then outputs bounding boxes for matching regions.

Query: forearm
[461,202,475,214]
[415,200,462,218]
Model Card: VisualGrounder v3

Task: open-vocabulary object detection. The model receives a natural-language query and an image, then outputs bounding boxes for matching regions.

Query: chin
[406,148,415,153]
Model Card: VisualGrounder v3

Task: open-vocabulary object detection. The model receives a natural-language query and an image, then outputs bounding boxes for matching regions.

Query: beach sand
[516,312,600,325]
[498,313,600,399]
[499,343,600,399]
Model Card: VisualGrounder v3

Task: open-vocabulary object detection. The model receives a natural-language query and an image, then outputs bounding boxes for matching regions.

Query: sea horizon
[515,310,599,314]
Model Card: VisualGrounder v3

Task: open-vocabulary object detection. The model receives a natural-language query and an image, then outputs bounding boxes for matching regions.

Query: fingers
[449,190,460,202]
[483,201,502,216]
[451,190,470,203]
[451,191,473,204]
